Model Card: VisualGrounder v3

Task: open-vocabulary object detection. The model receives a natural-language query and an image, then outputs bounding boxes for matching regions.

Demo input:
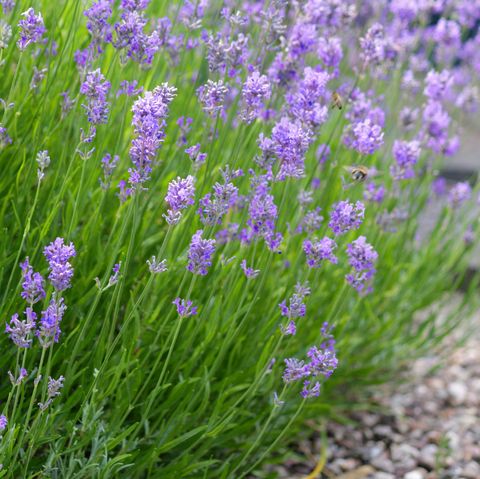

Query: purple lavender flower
[280,320,297,336]
[287,68,329,128]
[432,177,447,196]
[316,144,331,164]
[350,119,384,155]
[118,179,132,203]
[100,153,119,189]
[6,308,36,348]
[128,84,177,186]
[19,257,45,304]
[114,8,160,65]
[147,256,167,274]
[216,223,239,245]
[0,415,7,431]
[245,176,278,237]
[198,181,238,225]
[297,207,323,234]
[197,80,228,116]
[117,80,143,97]
[301,380,321,398]
[283,325,338,390]
[107,262,121,287]
[303,237,338,268]
[317,36,343,71]
[177,116,193,145]
[422,101,450,153]
[240,71,271,123]
[306,344,338,378]
[364,182,385,203]
[17,8,46,51]
[288,21,317,59]
[346,236,378,294]
[279,295,306,320]
[448,182,471,208]
[30,67,47,92]
[434,18,461,48]
[359,23,389,67]
[391,140,421,180]
[43,237,76,291]
[38,376,64,411]
[121,0,150,11]
[347,236,378,271]
[279,282,310,324]
[0,125,12,149]
[185,144,207,167]
[164,175,195,224]
[328,200,365,236]
[84,0,113,51]
[424,70,453,102]
[283,358,309,383]
[80,69,111,126]
[172,297,197,318]
[36,297,66,347]
[240,260,259,279]
[390,0,418,22]
[187,230,216,276]
[1,0,14,14]
[270,117,311,179]
[60,91,76,118]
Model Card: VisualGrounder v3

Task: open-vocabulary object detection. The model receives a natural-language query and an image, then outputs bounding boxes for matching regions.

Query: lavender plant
[0,0,479,477]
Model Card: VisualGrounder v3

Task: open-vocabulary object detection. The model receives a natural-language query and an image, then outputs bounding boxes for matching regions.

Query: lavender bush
[0,0,479,476]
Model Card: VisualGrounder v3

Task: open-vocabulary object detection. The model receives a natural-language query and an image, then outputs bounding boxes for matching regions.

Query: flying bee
[342,165,376,189]
[331,91,343,110]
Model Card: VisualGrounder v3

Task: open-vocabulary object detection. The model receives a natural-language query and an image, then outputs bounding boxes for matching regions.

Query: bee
[342,165,375,189]
[331,91,343,110]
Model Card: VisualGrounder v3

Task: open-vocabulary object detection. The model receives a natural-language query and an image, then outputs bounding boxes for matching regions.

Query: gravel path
[266,316,480,479]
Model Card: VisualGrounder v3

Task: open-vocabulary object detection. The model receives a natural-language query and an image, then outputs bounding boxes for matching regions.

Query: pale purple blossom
[448,182,471,208]
[147,256,167,274]
[6,309,36,348]
[17,8,46,51]
[36,297,66,347]
[240,260,259,279]
[328,200,365,236]
[187,230,216,276]
[19,257,45,304]
[38,376,64,411]
[80,69,111,126]
[43,238,76,291]
[173,297,197,317]
[128,84,177,186]
[303,237,338,268]
[164,175,195,225]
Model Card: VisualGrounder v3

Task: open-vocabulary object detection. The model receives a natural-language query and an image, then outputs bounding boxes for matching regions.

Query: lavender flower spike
[38,376,65,411]
[44,237,76,291]
[328,200,365,236]
[17,8,46,51]
[6,308,36,348]
[147,256,167,274]
[303,237,338,268]
[36,296,66,347]
[20,257,45,304]
[173,298,197,318]
[129,83,177,187]
[164,175,196,224]
[187,230,216,276]
[240,260,259,279]
[0,415,7,431]
[80,69,111,126]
